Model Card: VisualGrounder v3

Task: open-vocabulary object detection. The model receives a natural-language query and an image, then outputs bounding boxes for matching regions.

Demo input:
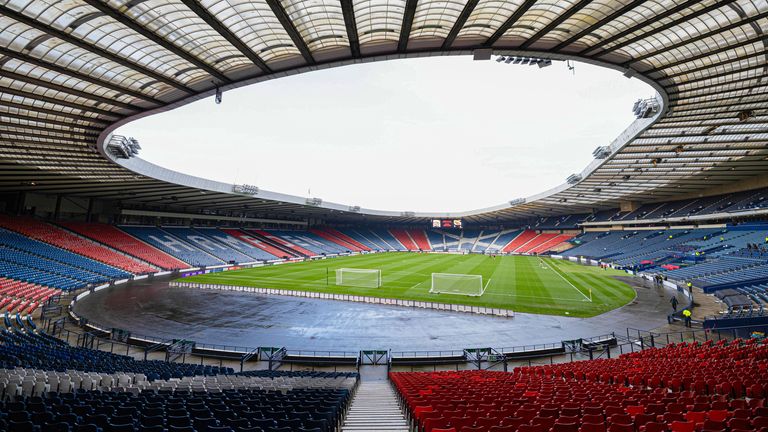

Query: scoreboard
[432,219,462,229]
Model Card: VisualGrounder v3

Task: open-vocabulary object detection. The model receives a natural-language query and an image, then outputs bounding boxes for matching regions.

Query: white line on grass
[539,257,592,302]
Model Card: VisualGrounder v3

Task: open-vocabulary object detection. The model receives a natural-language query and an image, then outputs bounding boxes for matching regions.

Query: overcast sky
[116,56,653,213]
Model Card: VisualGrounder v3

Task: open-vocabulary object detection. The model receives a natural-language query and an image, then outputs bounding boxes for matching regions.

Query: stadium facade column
[54,195,62,220]
[619,201,640,212]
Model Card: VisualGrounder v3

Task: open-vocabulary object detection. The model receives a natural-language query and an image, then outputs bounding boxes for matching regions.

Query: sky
[116,56,654,213]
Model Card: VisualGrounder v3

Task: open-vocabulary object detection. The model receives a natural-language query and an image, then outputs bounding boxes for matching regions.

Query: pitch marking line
[539,257,592,302]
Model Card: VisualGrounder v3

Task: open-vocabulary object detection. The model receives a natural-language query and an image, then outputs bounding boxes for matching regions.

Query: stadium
[1,0,768,431]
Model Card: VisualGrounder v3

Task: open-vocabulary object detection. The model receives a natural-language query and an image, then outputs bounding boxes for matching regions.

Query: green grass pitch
[180,253,636,317]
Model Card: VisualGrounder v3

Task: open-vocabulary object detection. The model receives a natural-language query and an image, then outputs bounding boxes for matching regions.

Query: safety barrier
[169,281,514,318]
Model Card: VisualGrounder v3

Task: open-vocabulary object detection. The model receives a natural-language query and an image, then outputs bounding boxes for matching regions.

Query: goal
[335,268,382,288]
[429,273,485,296]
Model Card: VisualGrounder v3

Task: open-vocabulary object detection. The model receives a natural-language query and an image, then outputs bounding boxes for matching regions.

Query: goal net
[430,273,484,296]
[335,268,382,288]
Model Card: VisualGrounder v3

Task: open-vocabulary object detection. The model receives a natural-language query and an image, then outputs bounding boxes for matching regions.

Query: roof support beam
[340,0,360,57]
[441,0,479,50]
[263,0,315,64]
[0,120,99,137]
[0,102,110,127]
[0,133,91,147]
[398,0,419,52]
[628,11,768,67]
[177,0,273,74]
[552,0,646,51]
[0,4,193,94]
[588,0,739,58]
[0,47,164,106]
[0,85,123,119]
[1,69,141,112]
[645,34,767,75]
[660,49,768,82]
[578,0,701,55]
[483,0,538,47]
[0,111,103,131]
[519,0,593,50]
[82,0,232,83]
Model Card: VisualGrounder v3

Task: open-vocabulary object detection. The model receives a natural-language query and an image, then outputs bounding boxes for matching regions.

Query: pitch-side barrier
[170,281,514,318]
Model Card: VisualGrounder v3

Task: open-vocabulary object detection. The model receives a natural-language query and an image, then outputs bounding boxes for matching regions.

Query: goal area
[429,273,485,296]
[335,268,382,288]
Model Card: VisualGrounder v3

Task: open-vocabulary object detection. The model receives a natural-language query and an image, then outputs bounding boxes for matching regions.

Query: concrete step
[342,381,408,432]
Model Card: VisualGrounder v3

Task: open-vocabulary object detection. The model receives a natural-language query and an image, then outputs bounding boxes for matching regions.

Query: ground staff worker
[683,309,692,327]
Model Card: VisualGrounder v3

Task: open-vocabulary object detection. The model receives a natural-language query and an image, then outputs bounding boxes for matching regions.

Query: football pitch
[180,253,636,317]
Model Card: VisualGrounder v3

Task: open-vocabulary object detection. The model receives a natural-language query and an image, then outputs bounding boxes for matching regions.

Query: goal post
[335,268,382,288]
[430,273,485,296]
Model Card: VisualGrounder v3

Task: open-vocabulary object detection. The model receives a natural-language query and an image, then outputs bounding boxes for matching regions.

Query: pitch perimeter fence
[170,281,515,318]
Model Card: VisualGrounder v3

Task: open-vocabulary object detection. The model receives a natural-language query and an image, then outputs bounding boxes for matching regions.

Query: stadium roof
[1,0,767,224]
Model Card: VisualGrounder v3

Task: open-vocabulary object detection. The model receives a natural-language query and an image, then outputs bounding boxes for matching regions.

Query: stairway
[342,381,409,431]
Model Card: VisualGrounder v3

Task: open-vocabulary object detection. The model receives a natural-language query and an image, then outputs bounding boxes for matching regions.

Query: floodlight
[505,57,514,63]
[496,56,506,62]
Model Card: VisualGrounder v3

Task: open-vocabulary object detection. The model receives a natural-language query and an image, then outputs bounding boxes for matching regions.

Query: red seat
[502,417,526,429]
[643,422,667,432]
[580,423,607,432]
[433,429,457,432]
[707,411,728,423]
[684,412,706,424]
[670,422,695,432]
[701,420,724,431]
[490,427,518,432]
[727,418,753,431]
[553,423,579,432]
[425,417,451,432]
[583,415,605,425]
[627,407,645,417]
[609,424,634,432]
[754,418,768,429]
[635,414,656,428]
[611,415,632,425]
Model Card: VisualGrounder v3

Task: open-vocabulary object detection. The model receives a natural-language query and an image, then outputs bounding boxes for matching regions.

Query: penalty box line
[539,257,592,302]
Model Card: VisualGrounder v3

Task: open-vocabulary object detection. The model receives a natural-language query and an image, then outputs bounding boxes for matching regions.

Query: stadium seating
[391,228,419,251]
[58,222,188,270]
[335,228,389,250]
[320,227,372,251]
[186,227,278,261]
[248,229,316,256]
[410,229,432,251]
[502,230,538,253]
[119,226,225,267]
[368,229,408,251]
[0,374,354,431]
[527,234,575,254]
[220,228,286,259]
[391,338,768,432]
[0,216,155,275]
[427,230,448,251]
[0,228,130,290]
[0,326,233,380]
[310,228,364,252]
[459,229,483,251]
[0,278,58,315]
[264,230,348,255]
[162,227,256,264]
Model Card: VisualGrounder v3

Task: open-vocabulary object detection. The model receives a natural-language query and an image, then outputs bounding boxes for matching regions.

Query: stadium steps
[54,223,162,271]
[223,229,287,259]
[408,229,431,251]
[248,230,312,257]
[325,227,371,251]
[390,229,418,251]
[342,381,408,432]
[310,228,363,252]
